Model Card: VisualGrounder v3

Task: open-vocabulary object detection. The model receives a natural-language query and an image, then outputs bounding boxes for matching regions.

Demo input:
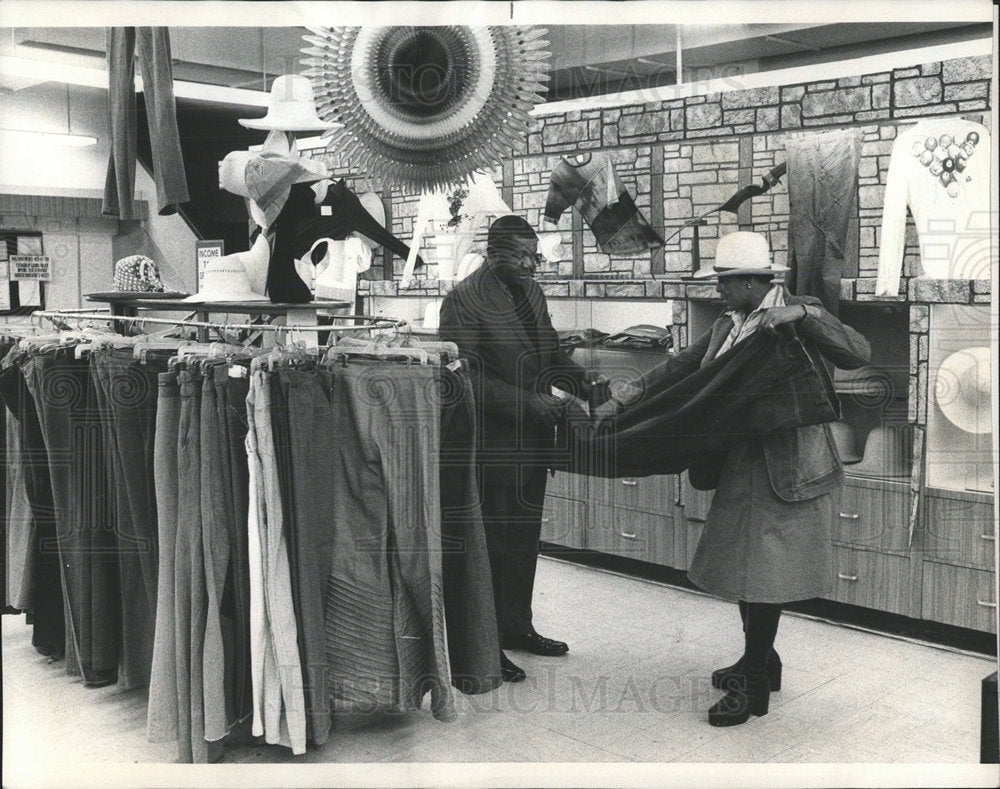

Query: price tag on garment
[320,205,332,216]
[9,254,51,281]
[446,359,462,372]
[228,365,248,379]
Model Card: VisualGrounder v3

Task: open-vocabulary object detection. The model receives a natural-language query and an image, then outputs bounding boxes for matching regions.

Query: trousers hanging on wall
[785,129,863,317]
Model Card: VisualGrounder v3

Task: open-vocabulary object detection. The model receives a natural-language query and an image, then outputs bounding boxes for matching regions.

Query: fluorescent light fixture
[0,55,107,89]
[0,129,98,147]
[137,75,269,107]
[0,55,269,107]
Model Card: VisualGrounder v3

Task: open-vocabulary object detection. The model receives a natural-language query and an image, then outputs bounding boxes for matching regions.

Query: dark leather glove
[527,392,567,427]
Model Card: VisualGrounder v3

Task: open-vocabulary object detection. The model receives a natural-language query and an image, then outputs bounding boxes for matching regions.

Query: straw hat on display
[693,231,789,278]
[220,150,328,229]
[238,75,340,132]
[849,424,913,479]
[184,247,269,303]
[935,346,991,434]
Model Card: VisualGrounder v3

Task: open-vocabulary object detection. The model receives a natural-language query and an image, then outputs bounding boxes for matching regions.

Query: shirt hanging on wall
[401,172,510,287]
[543,152,664,256]
[875,118,990,296]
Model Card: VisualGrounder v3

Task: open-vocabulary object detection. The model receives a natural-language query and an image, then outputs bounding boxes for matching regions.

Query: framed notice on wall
[0,231,45,315]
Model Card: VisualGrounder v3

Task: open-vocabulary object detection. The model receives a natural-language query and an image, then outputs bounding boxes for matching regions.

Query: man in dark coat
[439,215,603,682]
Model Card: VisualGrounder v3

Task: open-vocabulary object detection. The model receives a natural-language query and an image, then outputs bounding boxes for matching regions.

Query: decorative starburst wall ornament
[301,26,550,191]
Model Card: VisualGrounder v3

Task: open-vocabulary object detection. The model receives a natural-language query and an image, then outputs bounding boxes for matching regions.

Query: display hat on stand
[242,233,272,297]
[220,150,328,230]
[538,231,567,263]
[113,255,166,294]
[829,420,862,464]
[935,346,991,434]
[849,423,913,479]
[184,247,269,303]
[693,231,789,278]
[239,75,339,132]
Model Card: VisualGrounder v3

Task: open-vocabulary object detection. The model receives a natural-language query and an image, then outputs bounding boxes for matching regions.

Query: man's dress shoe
[503,631,569,656]
[500,652,526,682]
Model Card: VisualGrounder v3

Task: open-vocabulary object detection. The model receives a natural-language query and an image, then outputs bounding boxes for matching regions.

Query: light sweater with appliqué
[875,118,990,296]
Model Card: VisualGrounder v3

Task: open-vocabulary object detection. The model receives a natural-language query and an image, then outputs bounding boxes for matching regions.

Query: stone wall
[313,53,991,293]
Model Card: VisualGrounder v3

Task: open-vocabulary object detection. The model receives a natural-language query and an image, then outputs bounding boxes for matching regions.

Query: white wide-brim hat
[184,247,269,303]
[538,231,567,263]
[850,424,913,479]
[694,231,790,278]
[935,346,991,434]
[829,419,862,464]
[239,74,340,132]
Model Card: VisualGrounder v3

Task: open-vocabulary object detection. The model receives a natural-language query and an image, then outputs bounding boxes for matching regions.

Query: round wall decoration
[301,26,550,190]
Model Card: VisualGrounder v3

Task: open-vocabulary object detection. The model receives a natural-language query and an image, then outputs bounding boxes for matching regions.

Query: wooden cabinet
[833,477,911,555]
[589,474,674,513]
[540,494,586,550]
[830,545,912,616]
[921,561,997,633]
[588,503,673,566]
[922,492,995,570]
[546,471,587,501]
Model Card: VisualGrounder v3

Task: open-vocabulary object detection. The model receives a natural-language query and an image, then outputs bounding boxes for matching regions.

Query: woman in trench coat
[614,231,871,726]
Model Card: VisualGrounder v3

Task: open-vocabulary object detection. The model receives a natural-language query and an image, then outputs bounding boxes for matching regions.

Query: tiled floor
[2,556,995,769]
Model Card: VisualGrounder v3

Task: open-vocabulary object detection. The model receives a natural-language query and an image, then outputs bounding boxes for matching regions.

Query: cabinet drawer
[588,503,673,566]
[546,471,587,501]
[829,546,911,616]
[923,496,995,570]
[682,519,705,571]
[832,483,910,554]
[540,495,586,550]
[590,475,674,513]
[921,561,997,633]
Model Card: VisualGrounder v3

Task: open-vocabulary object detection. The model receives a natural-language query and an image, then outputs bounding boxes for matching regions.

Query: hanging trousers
[221,366,252,721]
[268,371,311,737]
[247,369,307,755]
[148,372,181,745]
[199,363,234,743]
[103,27,189,219]
[23,350,119,685]
[176,369,208,763]
[324,362,455,722]
[0,365,64,657]
[92,348,166,689]
[279,367,337,746]
[438,365,502,692]
[786,129,863,316]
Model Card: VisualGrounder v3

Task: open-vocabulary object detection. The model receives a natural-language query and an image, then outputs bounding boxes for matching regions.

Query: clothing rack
[31,309,409,346]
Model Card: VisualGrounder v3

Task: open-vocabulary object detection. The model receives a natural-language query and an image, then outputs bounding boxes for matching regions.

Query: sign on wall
[1,231,45,314]
[9,254,52,281]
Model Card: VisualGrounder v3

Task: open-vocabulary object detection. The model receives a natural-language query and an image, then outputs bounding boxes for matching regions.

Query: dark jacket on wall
[439,263,588,488]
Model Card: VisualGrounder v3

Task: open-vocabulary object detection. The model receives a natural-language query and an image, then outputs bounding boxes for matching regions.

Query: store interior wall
[0,80,198,306]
